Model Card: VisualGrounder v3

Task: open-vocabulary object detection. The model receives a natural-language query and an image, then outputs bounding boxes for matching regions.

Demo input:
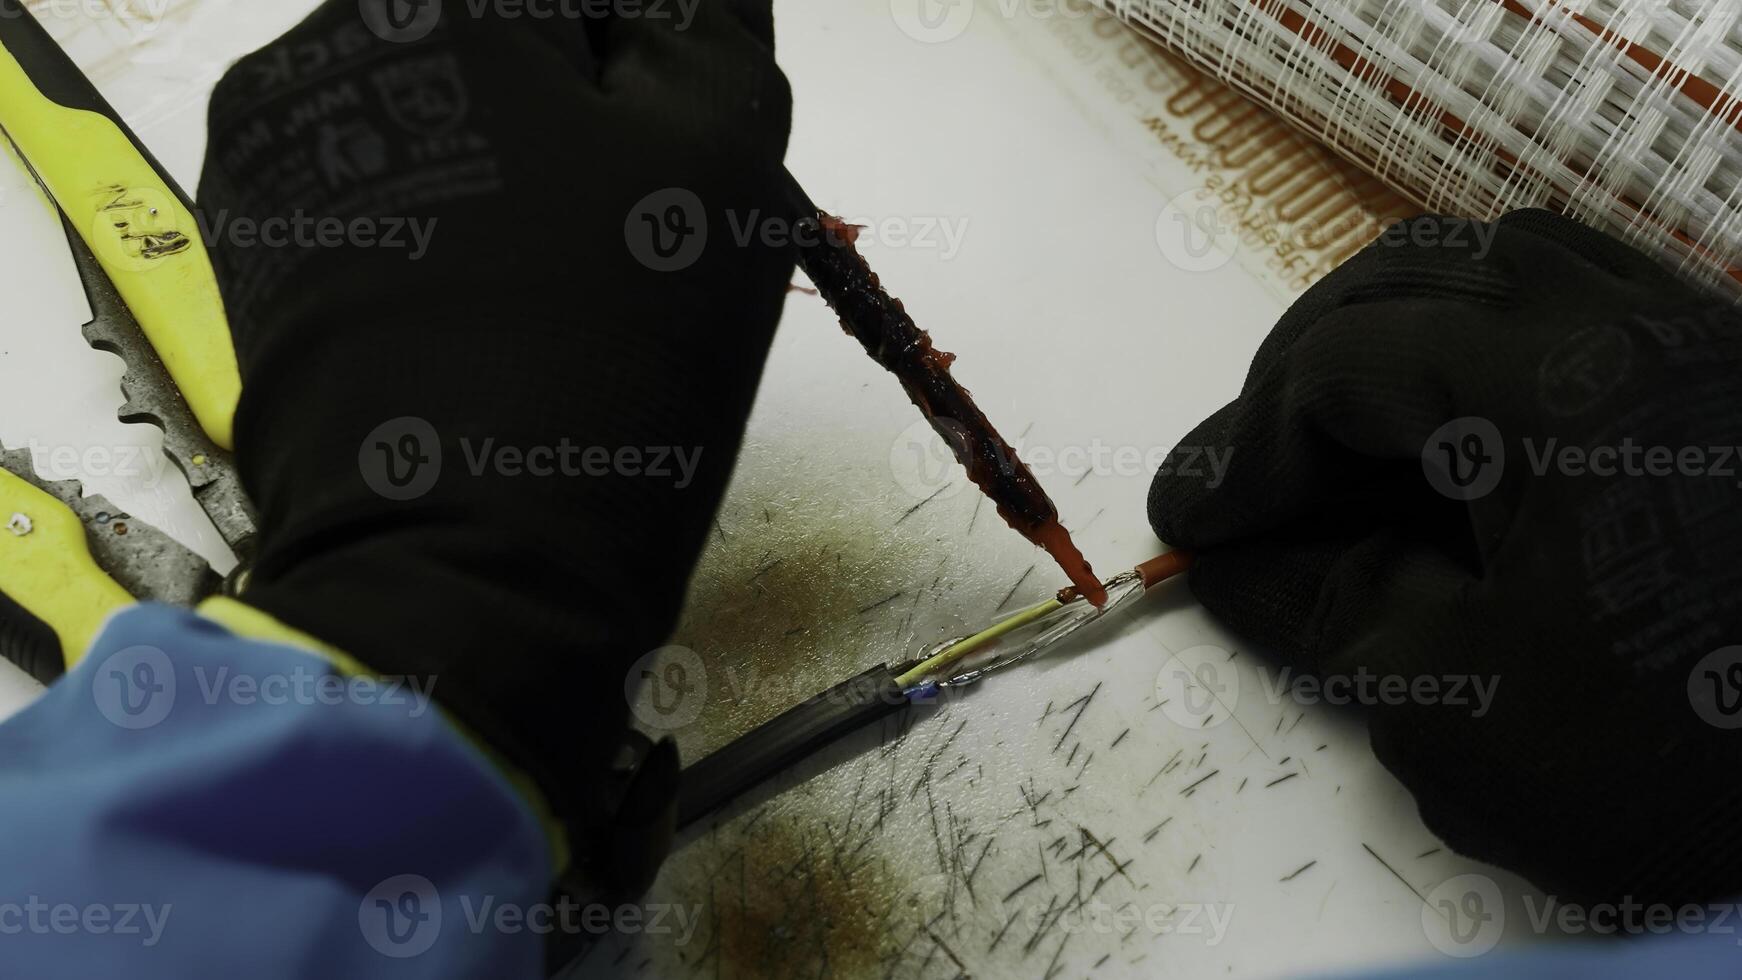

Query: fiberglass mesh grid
[1102,0,1742,296]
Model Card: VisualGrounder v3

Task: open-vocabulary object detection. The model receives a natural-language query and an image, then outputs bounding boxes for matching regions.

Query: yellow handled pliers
[0,1,253,681]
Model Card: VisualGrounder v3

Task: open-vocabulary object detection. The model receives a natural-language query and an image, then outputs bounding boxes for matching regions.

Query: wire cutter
[0,1,255,682]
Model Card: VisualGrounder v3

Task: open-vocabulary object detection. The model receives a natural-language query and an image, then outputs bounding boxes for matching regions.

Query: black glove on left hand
[198,0,792,892]
[1150,211,1742,908]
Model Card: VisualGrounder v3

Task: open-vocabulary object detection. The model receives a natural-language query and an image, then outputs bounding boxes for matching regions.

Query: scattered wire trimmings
[1105,0,1742,296]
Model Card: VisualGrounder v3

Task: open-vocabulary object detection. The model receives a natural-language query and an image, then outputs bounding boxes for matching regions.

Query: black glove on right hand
[1151,211,1742,907]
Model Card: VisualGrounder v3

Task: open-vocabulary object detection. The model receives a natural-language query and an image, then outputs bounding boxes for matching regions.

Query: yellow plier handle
[0,0,239,450]
[0,467,131,680]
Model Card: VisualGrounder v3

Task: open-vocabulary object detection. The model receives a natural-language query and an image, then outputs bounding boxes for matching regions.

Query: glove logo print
[1422,874,1504,957]
[92,646,176,730]
[1154,644,1238,728]
[1538,324,1633,418]
[318,121,392,188]
[360,0,443,43]
[1689,646,1742,729]
[625,189,708,273]
[360,417,443,501]
[359,874,442,957]
[373,55,472,136]
[891,0,974,43]
[626,646,707,730]
[1422,417,1504,501]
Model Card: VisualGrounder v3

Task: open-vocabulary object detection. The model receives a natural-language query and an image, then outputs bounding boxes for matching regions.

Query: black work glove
[197,0,792,892]
[1150,211,1742,908]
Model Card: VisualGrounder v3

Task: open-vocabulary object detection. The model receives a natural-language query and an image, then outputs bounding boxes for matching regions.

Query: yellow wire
[895,596,1064,689]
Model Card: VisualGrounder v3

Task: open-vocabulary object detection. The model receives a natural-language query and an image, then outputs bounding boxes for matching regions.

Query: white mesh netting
[1104,0,1742,295]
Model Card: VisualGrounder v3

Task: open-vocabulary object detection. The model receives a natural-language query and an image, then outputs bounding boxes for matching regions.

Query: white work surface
[0,1,1556,977]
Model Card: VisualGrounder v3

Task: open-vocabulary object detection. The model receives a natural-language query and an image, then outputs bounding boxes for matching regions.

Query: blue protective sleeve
[0,607,1734,979]
[0,603,549,978]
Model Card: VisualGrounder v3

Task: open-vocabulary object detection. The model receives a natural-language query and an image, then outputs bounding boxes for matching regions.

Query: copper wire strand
[896,552,1193,691]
